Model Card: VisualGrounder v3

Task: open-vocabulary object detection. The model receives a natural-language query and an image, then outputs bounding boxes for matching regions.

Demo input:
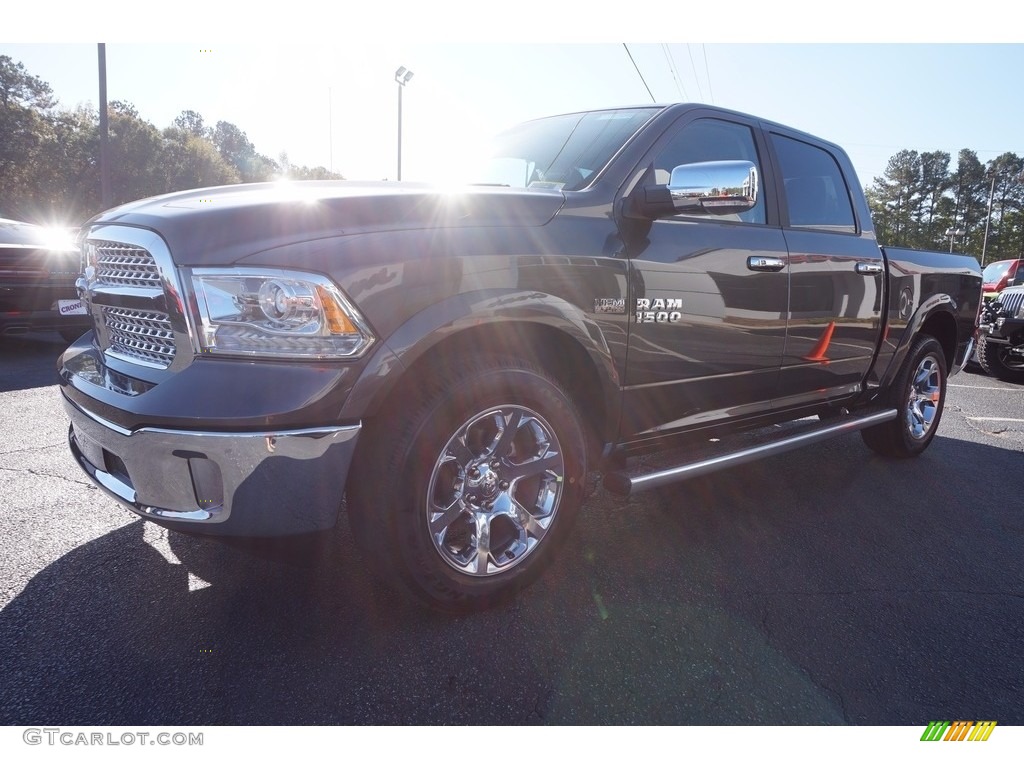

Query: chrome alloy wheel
[425,405,565,577]
[906,353,942,440]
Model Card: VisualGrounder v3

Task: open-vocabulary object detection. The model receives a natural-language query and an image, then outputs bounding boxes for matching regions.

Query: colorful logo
[920,721,996,741]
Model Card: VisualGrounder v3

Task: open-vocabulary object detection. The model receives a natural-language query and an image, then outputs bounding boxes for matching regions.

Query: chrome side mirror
[668,160,758,215]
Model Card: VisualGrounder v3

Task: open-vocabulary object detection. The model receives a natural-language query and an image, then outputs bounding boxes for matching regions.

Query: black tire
[347,356,587,612]
[976,333,1024,383]
[861,334,947,458]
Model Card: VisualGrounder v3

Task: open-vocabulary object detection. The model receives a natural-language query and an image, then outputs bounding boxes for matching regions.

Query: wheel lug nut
[500,481,509,490]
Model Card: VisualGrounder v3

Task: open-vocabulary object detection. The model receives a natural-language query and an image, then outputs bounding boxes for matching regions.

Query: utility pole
[98,44,111,209]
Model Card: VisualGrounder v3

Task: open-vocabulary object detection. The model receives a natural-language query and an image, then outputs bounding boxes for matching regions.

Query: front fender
[338,288,622,442]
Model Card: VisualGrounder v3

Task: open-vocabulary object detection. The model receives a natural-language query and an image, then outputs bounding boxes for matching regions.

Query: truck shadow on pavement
[0,434,1021,725]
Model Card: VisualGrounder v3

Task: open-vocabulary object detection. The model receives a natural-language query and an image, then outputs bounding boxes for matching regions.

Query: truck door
[618,113,789,440]
[768,131,885,407]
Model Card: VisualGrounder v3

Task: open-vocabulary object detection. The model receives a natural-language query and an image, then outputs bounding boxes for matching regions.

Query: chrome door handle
[746,256,786,272]
[855,262,884,275]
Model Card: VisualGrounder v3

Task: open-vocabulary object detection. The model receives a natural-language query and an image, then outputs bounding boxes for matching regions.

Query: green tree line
[0,55,343,226]
[865,147,1024,265]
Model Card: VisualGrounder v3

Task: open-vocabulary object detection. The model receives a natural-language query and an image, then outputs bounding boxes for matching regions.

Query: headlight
[187,268,374,359]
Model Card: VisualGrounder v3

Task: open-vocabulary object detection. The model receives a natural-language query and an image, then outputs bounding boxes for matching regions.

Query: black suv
[0,218,89,342]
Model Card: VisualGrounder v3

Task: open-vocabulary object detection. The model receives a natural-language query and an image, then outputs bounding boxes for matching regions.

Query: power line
[623,44,655,103]
[702,44,714,104]
[686,44,704,101]
[662,44,688,101]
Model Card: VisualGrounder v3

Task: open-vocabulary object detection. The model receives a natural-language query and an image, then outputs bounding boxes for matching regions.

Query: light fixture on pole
[944,226,965,254]
[395,66,414,181]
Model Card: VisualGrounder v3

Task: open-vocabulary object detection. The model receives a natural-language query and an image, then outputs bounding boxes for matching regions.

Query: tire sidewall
[391,363,587,610]
[976,334,1003,377]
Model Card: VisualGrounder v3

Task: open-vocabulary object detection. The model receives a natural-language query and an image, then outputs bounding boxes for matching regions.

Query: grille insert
[92,241,162,288]
[103,306,175,368]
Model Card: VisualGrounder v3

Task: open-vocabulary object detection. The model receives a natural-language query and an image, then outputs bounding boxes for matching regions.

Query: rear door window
[772,134,856,232]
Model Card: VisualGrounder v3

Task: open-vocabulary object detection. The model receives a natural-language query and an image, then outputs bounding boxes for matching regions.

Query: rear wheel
[861,334,946,458]
[976,332,1024,383]
[347,357,587,612]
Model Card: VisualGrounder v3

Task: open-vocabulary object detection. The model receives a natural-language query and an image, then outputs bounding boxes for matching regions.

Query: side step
[603,408,897,496]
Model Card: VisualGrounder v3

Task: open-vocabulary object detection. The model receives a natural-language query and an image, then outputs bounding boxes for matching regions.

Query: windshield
[474,108,660,190]
[982,261,1012,283]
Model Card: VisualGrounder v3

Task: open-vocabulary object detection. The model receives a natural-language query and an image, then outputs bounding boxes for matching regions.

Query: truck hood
[86,181,565,266]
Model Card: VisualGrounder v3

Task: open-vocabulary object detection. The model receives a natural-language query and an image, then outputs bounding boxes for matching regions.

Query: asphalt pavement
[1,333,1021,725]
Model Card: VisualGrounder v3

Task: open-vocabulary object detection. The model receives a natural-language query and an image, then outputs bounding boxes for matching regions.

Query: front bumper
[65,395,360,536]
[977,314,1024,352]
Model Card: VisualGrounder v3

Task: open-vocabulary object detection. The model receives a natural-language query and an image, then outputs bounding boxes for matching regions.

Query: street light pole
[396,79,402,180]
[395,66,414,181]
[981,170,998,265]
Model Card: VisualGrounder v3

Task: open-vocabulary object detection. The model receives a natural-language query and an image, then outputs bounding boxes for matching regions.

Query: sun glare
[39,225,78,251]
[268,180,326,205]
[426,142,494,190]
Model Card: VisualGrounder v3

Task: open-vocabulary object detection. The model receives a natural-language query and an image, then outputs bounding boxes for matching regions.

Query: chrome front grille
[102,307,176,367]
[81,227,190,371]
[91,241,162,288]
[998,288,1024,318]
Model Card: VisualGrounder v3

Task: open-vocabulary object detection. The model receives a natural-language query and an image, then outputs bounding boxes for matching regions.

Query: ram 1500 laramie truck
[60,104,982,610]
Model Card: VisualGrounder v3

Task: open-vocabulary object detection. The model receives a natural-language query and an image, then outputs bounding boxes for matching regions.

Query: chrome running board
[604,408,898,496]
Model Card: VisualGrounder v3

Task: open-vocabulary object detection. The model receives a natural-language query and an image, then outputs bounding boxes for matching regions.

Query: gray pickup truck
[60,104,982,610]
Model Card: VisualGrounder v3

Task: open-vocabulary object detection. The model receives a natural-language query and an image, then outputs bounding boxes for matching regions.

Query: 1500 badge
[594,298,683,323]
[636,298,682,323]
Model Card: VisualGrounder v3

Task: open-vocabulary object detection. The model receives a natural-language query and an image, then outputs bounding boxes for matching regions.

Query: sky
[3,5,1024,190]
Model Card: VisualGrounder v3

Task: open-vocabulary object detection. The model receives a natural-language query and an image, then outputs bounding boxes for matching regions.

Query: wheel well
[366,322,610,459]
[919,311,957,370]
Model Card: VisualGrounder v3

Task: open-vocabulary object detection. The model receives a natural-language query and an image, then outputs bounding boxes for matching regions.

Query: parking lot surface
[1,334,1022,725]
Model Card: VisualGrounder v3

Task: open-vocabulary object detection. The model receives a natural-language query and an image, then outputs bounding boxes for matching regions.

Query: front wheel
[861,334,947,458]
[347,357,587,612]
[976,333,1024,383]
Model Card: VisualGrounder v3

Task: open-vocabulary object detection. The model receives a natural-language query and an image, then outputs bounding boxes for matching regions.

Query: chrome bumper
[64,396,360,536]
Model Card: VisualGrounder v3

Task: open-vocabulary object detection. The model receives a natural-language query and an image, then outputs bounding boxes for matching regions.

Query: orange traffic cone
[803,321,835,363]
